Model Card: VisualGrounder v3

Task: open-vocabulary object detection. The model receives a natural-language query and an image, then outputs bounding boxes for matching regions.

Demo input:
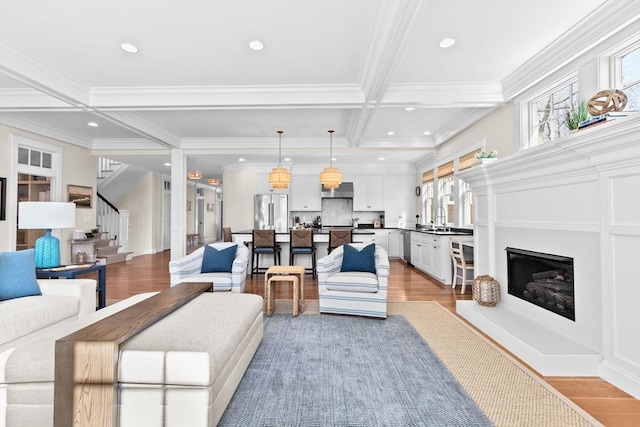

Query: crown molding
[502,0,640,100]
[0,88,74,109]
[433,107,497,146]
[0,113,91,147]
[91,139,167,151]
[383,82,504,107]
[0,41,90,106]
[90,84,364,108]
[98,111,181,148]
[181,135,350,150]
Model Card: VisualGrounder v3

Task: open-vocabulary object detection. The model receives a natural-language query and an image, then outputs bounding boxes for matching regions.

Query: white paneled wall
[458,116,640,397]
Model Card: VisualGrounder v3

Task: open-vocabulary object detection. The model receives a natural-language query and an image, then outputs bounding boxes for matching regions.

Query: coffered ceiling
[0,0,614,182]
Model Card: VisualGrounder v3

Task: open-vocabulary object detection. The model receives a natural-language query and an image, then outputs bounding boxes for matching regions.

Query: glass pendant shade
[270,130,291,189]
[321,129,342,190]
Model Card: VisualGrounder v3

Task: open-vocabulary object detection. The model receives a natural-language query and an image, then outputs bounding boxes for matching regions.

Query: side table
[264,265,305,316]
[36,264,107,309]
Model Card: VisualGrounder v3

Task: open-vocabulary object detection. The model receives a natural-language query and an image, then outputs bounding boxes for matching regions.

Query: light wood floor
[100,250,639,427]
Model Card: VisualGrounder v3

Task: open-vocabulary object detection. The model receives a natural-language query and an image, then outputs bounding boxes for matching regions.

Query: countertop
[397,226,473,236]
[232,229,375,235]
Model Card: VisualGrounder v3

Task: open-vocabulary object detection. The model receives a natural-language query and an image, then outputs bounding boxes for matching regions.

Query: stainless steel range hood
[321,182,354,198]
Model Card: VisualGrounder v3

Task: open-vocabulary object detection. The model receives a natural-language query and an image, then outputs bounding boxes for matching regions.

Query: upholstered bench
[1,289,263,426]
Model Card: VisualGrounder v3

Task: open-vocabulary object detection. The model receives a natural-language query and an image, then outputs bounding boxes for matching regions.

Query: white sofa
[0,290,263,427]
[168,242,249,292]
[317,243,390,318]
[0,279,96,347]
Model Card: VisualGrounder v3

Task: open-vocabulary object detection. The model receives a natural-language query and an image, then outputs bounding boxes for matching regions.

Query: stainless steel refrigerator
[254,194,288,232]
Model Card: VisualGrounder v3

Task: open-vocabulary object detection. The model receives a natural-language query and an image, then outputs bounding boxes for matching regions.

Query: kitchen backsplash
[291,198,383,227]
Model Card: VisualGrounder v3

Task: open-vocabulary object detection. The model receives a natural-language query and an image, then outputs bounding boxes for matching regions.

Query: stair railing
[96,193,119,242]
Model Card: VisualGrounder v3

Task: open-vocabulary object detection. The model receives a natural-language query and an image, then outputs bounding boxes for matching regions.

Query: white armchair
[317,243,389,318]
[169,242,249,292]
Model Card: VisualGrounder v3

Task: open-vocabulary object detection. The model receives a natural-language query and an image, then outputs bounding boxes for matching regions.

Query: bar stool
[289,229,317,278]
[251,229,281,277]
[328,229,352,254]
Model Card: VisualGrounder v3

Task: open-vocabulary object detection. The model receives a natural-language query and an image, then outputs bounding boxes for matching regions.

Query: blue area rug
[219,314,492,426]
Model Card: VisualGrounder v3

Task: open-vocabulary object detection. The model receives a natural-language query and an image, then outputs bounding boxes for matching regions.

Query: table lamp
[18,202,76,268]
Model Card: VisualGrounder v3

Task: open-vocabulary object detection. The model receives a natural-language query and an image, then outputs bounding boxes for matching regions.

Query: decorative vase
[481,158,497,164]
[472,275,501,307]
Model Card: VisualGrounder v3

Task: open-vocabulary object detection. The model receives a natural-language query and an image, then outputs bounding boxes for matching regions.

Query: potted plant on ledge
[475,150,498,164]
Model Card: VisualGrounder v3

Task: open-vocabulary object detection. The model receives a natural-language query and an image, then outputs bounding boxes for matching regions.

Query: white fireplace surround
[457,115,640,399]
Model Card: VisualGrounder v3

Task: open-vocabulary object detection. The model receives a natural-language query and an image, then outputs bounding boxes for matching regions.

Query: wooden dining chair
[450,237,474,293]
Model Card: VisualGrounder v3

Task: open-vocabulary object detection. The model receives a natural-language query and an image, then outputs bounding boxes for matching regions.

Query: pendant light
[269,130,291,189]
[320,129,342,190]
[187,171,203,180]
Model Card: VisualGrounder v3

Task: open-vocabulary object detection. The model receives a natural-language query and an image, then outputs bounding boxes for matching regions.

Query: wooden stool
[265,275,300,317]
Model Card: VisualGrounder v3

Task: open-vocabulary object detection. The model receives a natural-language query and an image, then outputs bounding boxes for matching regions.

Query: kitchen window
[458,150,478,227]
[437,161,454,226]
[422,170,434,225]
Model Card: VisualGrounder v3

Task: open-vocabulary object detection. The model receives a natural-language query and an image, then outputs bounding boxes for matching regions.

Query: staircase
[95,157,133,264]
[95,236,131,265]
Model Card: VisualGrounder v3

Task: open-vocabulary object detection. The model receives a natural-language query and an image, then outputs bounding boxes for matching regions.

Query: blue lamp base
[34,229,61,268]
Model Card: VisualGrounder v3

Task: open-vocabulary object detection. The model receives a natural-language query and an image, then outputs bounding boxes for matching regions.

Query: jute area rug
[265,299,601,427]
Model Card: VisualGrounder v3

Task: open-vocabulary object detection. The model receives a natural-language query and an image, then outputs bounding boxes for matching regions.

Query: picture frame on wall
[68,184,92,208]
[0,177,6,220]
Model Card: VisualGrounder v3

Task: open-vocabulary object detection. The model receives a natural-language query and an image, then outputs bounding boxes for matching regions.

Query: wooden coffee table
[265,265,305,316]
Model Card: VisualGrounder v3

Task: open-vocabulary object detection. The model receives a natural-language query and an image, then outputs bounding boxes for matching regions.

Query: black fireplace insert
[506,247,575,321]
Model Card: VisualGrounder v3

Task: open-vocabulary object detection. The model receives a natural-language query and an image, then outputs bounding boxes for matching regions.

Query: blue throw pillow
[0,249,42,301]
[201,244,237,273]
[341,243,376,274]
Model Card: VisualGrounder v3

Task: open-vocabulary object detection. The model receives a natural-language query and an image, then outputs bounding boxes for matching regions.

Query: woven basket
[472,275,501,307]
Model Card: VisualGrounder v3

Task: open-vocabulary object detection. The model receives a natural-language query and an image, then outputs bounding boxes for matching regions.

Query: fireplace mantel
[457,113,640,397]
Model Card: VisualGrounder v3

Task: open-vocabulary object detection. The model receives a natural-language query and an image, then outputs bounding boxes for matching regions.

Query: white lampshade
[18,202,76,229]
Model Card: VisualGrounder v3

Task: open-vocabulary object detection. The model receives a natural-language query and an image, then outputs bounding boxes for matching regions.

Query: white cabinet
[353,175,384,211]
[290,176,321,211]
[386,229,400,258]
[409,231,470,284]
[383,175,417,227]
[372,229,388,253]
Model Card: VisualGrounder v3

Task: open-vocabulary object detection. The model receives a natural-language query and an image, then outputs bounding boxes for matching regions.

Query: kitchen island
[232,228,375,272]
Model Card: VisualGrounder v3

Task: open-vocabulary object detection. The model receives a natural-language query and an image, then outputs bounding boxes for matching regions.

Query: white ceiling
[0,0,610,183]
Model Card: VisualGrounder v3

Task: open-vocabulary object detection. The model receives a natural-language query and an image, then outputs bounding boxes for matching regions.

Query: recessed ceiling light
[405,107,415,111]
[120,42,139,53]
[284,157,292,162]
[378,157,385,161]
[438,38,456,48]
[331,157,337,162]
[238,158,245,162]
[387,131,395,136]
[423,131,431,135]
[87,122,98,127]
[248,40,264,51]
[164,163,171,167]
